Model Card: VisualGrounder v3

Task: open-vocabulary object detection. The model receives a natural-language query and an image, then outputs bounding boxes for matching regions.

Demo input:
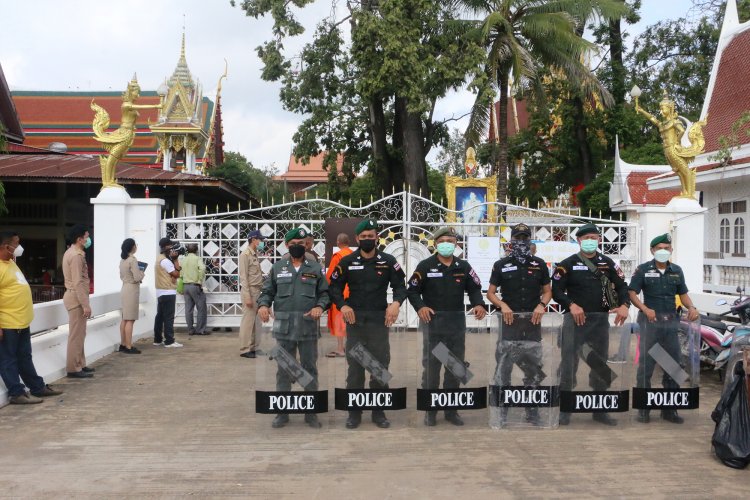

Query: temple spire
[169,30,194,88]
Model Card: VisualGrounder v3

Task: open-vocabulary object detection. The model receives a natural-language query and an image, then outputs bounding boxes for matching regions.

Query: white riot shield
[255,310,329,430]
[489,312,562,429]
[632,311,700,424]
[415,311,490,428]
[558,312,632,426]
[332,310,410,430]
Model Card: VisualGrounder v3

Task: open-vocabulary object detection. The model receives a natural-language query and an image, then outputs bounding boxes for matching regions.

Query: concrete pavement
[0,329,746,498]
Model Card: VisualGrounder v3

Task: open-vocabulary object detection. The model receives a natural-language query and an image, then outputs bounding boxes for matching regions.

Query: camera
[170,242,187,257]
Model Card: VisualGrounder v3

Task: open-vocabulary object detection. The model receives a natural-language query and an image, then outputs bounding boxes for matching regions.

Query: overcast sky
[1,0,697,173]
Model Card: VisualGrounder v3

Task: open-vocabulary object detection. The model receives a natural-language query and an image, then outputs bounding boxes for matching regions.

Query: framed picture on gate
[445,176,497,235]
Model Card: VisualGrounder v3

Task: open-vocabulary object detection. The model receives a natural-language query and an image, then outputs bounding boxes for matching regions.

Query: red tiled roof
[703,29,750,153]
[627,172,680,204]
[277,153,344,182]
[0,153,247,200]
[10,91,213,167]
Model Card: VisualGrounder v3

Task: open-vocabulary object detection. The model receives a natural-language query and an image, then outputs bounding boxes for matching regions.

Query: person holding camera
[154,237,183,348]
[181,243,208,336]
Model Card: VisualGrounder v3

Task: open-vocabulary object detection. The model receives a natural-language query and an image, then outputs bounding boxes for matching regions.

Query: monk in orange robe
[326,233,352,357]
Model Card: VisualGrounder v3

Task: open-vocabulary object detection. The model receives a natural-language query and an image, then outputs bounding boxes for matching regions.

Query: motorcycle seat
[701,317,728,332]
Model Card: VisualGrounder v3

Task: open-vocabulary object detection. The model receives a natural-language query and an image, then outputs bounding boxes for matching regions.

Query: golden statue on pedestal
[634,89,707,199]
[91,75,162,189]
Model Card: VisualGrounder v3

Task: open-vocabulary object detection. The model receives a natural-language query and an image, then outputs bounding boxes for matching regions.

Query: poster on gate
[466,237,502,290]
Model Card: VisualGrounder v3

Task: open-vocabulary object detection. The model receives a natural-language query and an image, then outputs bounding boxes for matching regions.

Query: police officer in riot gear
[552,223,630,426]
[329,219,407,429]
[487,223,552,426]
[407,227,486,426]
[628,233,699,424]
[258,227,330,429]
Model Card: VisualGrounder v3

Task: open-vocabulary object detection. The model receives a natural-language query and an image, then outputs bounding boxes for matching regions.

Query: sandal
[326,351,345,358]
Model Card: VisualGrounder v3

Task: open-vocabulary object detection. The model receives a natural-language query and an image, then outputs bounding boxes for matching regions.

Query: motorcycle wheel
[722,352,744,386]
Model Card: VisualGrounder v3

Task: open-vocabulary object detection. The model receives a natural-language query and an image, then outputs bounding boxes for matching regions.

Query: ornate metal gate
[162,192,639,327]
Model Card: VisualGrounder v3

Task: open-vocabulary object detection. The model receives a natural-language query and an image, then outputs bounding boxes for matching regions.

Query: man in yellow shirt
[0,231,63,404]
[181,243,207,336]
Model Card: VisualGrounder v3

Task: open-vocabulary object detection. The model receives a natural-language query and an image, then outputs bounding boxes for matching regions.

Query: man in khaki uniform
[62,224,94,378]
[239,230,265,358]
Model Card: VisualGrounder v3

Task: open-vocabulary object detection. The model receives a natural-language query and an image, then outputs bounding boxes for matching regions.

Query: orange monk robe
[326,247,352,337]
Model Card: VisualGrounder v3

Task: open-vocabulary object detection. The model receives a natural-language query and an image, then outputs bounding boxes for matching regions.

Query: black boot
[345,411,361,429]
[526,407,541,426]
[444,411,464,426]
[592,412,618,426]
[271,414,289,428]
[371,410,391,428]
[424,411,437,426]
[304,413,322,428]
[637,409,650,423]
[661,410,684,424]
[558,412,571,426]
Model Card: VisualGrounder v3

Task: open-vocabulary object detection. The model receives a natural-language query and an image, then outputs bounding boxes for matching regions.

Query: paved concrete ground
[0,329,747,499]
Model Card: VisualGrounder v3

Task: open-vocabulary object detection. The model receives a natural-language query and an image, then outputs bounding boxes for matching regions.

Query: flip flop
[326,351,345,358]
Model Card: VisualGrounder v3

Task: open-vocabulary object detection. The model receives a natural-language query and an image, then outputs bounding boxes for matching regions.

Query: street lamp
[630,85,642,99]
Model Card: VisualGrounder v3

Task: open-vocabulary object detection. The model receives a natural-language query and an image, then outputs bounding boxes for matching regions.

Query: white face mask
[654,249,671,263]
[13,244,24,258]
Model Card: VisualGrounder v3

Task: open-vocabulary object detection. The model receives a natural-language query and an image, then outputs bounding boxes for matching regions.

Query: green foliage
[434,128,467,177]
[713,111,750,166]
[577,164,615,217]
[238,0,486,195]
[209,151,288,204]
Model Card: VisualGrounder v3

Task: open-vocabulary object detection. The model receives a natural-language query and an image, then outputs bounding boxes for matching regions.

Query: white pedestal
[636,197,707,293]
[90,187,165,295]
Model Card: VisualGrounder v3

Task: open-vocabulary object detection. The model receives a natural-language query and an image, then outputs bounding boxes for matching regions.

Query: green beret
[576,223,600,238]
[355,219,379,235]
[650,233,672,248]
[433,227,457,240]
[284,227,308,243]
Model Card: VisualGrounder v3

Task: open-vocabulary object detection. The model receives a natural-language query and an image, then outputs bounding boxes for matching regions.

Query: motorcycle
[714,286,750,383]
[678,286,750,379]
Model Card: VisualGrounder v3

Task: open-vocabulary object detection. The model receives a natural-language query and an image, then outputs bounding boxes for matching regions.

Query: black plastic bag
[711,362,750,469]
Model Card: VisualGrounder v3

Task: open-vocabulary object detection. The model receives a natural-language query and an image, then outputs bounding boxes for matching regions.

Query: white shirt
[157,258,177,297]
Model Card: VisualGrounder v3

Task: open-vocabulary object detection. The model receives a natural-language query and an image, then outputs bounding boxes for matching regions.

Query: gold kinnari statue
[634,89,707,199]
[91,75,162,189]
[464,146,478,176]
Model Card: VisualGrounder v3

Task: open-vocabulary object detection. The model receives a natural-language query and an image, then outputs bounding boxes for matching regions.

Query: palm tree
[460,0,628,203]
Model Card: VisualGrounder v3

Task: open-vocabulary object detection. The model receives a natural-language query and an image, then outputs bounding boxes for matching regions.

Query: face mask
[510,240,531,263]
[288,244,306,259]
[358,239,377,253]
[580,239,598,254]
[13,244,24,258]
[257,241,265,251]
[436,242,455,257]
[654,249,671,263]
[84,237,92,249]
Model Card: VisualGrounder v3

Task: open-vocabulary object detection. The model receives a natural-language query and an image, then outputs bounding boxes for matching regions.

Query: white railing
[1,289,156,407]
[703,257,750,294]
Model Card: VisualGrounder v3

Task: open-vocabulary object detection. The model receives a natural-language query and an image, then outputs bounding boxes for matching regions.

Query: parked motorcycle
[715,286,750,383]
[678,286,750,379]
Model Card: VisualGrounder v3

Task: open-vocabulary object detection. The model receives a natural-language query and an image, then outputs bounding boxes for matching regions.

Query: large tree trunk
[608,16,626,106]
[495,70,510,204]
[368,95,395,194]
[572,95,594,184]
[395,96,428,196]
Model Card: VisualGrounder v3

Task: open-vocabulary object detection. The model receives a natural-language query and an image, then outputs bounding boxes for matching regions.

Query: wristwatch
[538,301,548,308]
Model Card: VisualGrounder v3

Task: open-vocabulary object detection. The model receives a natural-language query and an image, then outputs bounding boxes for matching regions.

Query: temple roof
[168,33,195,89]
[12,91,214,166]
[276,153,344,184]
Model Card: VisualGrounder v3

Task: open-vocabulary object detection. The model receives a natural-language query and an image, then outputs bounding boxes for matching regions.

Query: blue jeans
[154,295,176,345]
[0,327,45,397]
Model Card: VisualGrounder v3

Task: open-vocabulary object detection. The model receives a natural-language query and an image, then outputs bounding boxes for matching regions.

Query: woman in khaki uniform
[119,238,145,354]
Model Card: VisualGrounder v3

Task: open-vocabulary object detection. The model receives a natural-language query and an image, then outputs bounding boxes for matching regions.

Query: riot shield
[489,312,562,429]
[332,310,410,430]
[558,312,631,427]
[255,310,329,430]
[632,311,700,424]
[415,311,490,428]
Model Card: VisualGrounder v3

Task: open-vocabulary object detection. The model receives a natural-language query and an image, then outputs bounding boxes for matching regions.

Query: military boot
[304,413,322,429]
[592,412,617,426]
[661,410,684,424]
[637,409,650,423]
[345,411,362,429]
[271,414,289,428]
[371,410,391,428]
[526,407,541,426]
[445,411,464,426]
[424,411,437,427]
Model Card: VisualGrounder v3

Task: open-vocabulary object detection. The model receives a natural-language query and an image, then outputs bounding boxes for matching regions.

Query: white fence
[1,289,155,407]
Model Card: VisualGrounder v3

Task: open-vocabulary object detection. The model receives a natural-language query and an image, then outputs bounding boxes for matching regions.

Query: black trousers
[346,310,390,391]
[559,313,611,391]
[154,295,176,344]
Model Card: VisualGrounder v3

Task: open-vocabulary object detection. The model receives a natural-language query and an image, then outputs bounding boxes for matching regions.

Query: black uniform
[406,254,485,392]
[329,250,407,394]
[489,255,550,387]
[552,252,629,392]
[629,260,689,390]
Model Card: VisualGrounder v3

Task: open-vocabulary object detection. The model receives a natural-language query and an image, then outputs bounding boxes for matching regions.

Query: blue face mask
[257,241,265,251]
[580,239,598,254]
[84,237,92,249]
[436,242,456,257]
